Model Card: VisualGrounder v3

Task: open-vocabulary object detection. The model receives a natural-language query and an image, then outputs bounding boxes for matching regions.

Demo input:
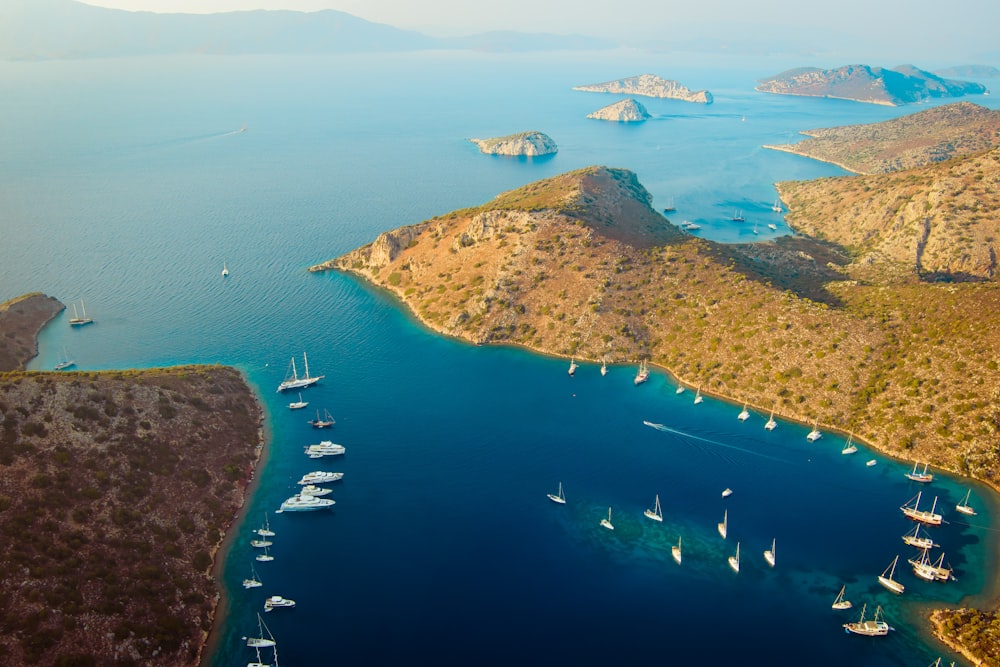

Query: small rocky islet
[586,98,651,122]
[469,131,557,156]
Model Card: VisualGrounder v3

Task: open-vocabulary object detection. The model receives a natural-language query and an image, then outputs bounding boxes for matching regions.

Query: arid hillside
[765,102,1000,174]
[314,166,1000,489]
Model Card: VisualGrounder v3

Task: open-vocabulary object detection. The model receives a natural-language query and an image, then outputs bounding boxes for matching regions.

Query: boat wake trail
[643,420,789,463]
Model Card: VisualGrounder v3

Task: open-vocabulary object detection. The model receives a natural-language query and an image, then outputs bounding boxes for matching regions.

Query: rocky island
[756,64,988,106]
[0,294,263,666]
[764,102,1000,174]
[586,98,651,122]
[573,74,713,104]
[469,131,557,156]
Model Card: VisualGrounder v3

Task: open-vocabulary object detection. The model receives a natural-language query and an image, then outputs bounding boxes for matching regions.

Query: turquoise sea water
[2,50,998,666]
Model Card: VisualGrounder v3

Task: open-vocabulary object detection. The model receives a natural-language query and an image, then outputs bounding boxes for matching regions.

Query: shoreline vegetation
[0,294,263,666]
[313,154,1000,661]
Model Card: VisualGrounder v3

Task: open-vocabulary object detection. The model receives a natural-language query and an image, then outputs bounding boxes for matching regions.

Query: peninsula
[764,102,1000,174]
[0,293,63,371]
[586,98,651,122]
[0,295,263,666]
[469,131,557,156]
[756,64,988,106]
[573,74,713,104]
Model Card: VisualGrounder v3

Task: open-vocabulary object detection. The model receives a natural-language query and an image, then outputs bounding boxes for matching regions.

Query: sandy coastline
[762,144,866,175]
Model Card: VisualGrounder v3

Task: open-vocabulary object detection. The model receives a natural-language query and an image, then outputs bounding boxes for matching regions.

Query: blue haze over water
[1,50,999,666]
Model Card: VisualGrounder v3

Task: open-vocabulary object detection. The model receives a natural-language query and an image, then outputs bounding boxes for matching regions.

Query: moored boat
[877,555,905,594]
[299,484,332,497]
[956,488,977,516]
[905,461,934,483]
[308,408,335,428]
[843,603,892,636]
[298,471,343,485]
[600,506,614,530]
[900,491,942,525]
[263,595,295,612]
[831,585,852,610]
[643,494,663,522]
[634,360,649,385]
[277,351,324,392]
[547,481,566,505]
[304,440,346,458]
[277,494,335,512]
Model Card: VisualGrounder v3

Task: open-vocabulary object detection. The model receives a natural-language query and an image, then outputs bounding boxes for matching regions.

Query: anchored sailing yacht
[843,604,891,636]
[831,585,852,610]
[672,536,682,565]
[717,509,728,539]
[764,408,777,431]
[902,523,937,549]
[547,482,566,505]
[763,538,776,567]
[956,488,977,516]
[68,300,94,326]
[842,434,858,455]
[600,507,614,530]
[568,358,577,376]
[242,564,263,589]
[693,386,704,404]
[737,402,750,421]
[600,358,607,376]
[905,462,934,483]
[901,492,943,525]
[246,613,276,648]
[634,360,649,385]
[728,541,740,573]
[288,393,308,410]
[643,494,663,522]
[878,555,905,594]
[806,422,821,442]
[308,408,335,428]
[276,352,324,392]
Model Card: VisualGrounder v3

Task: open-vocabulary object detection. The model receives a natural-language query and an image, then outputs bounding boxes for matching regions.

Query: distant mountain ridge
[756,64,988,106]
[0,0,615,59]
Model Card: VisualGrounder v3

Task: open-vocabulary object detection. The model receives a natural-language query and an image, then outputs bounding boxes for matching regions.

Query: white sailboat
[246,612,277,648]
[905,462,934,483]
[276,352,324,392]
[600,506,614,530]
[737,402,750,421]
[54,347,75,370]
[764,408,777,431]
[902,523,938,550]
[255,543,274,562]
[878,555,905,594]
[717,509,728,539]
[634,360,649,385]
[693,386,704,404]
[249,536,272,549]
[242,564,263,589]
[547,481,566,505]
[771,199,783,213]
[731,209,745,222]
[68,300,94,326]
[956,488,977,516]
[764,538,776,568]
[831,585,852,610]
[901,492,942,525]
[568,358,577,376]
[672,536,682,565]
[643,494,663,522]
[843,603,891,636]
[221,262,229,277]
[308,408,335,428]
[600,358,607,376]
[288,393,308,410]
[728,541,740,573]
[255,514,275,538]
[842,434,858,455]
[675,383,685,394]
[806,422,821,442]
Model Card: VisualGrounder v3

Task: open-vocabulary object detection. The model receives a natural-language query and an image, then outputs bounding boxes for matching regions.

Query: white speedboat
[721,488,733,498]
[278,494,335,512]
[298,471,344,485]
[264,595,296,612]
[304,441,346,458]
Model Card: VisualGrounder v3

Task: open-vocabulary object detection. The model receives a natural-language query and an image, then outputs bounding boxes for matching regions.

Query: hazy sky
[78,0,998,61]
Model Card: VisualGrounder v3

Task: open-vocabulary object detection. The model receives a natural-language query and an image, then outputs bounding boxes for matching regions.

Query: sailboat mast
[303,352,310,379]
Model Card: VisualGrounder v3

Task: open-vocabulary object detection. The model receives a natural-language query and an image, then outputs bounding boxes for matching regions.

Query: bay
[0,50,997,666]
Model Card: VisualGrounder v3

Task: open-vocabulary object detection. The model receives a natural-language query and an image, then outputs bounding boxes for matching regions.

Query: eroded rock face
[586,98,651,122]
[573,74,713,104]
[470,131,558,156]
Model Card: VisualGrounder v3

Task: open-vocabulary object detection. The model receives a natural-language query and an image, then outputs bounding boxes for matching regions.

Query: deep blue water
[2,50,998,666]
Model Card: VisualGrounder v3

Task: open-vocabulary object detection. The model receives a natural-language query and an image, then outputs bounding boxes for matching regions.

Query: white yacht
[288,393,308,410]
[956,488,977,516]
[249,538,272,549]
[246,613,276,648]
[263,595,296,612]
[721,488,733,498]
[737,402,750,422]
[634,360,649,385]
[878,555,905,594]
[831,585,852,610]
[304,441,346,458]
[905,462,934,483]
[900,492,942,525]
[728,541,740,573]
[299,484,332,497]
[277,352,324,392]
[255,514,275,538]
[600,358,607,376]
[278,494,335,512]
[255,543,274,563]
[643,494,663,522]
[806,422,821,442]
[600,507,614,530]
[902,524,938,550]
[843,604,891,636]
[547,481,566,505]
[68,300,94,326]
[243,564,263,589]
[298,471,343,485]
[693,386,704,404]
[568,358,577,376]
[764,408,777,431]
[842,434,858,455]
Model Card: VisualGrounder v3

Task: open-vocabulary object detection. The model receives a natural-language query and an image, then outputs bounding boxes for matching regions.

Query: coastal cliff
[470,131,557,156]
[0,293,63,371]
[0,296,264,666]
[756,64,988,106]
[764,102,1000,174]
[312,166,1000,489]
[573,74,713,104]
[586,98,651,122]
